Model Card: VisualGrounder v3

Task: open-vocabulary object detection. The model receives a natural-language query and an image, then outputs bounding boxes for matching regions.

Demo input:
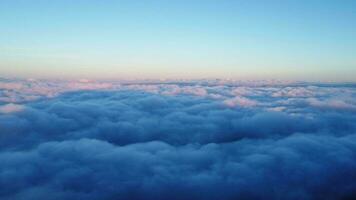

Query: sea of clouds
[0,78,356,200]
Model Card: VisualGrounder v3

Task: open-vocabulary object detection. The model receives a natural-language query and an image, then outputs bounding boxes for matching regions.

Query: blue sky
[0,0,355,81]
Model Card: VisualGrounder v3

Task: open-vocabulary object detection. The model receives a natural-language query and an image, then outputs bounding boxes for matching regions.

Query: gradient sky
[0,0,355,81]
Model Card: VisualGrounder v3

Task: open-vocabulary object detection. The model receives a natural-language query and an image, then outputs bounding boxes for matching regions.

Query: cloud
[223,96,258,107]
[0,78,356,199]
[0,103,25,114]
[307,98,356,112]
[272,86,317,97]
[1,134,355,200]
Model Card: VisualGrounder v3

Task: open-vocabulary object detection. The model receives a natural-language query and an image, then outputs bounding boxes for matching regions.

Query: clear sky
[0,0,355,81]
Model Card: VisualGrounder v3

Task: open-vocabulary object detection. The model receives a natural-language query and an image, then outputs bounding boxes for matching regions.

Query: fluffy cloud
[307,98,356,112]
[223,96,258,107]
[0,103,25,114]
[271,86,316,97]
[0,78,356,200]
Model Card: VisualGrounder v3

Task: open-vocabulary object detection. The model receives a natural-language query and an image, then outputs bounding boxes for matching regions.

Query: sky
[0,0,355,81]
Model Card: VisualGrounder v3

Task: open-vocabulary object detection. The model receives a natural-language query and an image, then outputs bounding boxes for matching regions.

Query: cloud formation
[0,78,356,200]
[0,103,25,114]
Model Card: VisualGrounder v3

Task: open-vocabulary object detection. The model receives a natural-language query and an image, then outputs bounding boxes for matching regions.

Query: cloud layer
[0,78,356,200]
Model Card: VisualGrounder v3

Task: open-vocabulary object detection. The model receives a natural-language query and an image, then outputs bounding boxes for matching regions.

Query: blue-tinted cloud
[0,79,356,200]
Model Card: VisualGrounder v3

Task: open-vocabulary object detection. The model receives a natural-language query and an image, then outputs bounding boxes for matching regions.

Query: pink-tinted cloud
[223,96,258,107]
[0,103,25,114]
